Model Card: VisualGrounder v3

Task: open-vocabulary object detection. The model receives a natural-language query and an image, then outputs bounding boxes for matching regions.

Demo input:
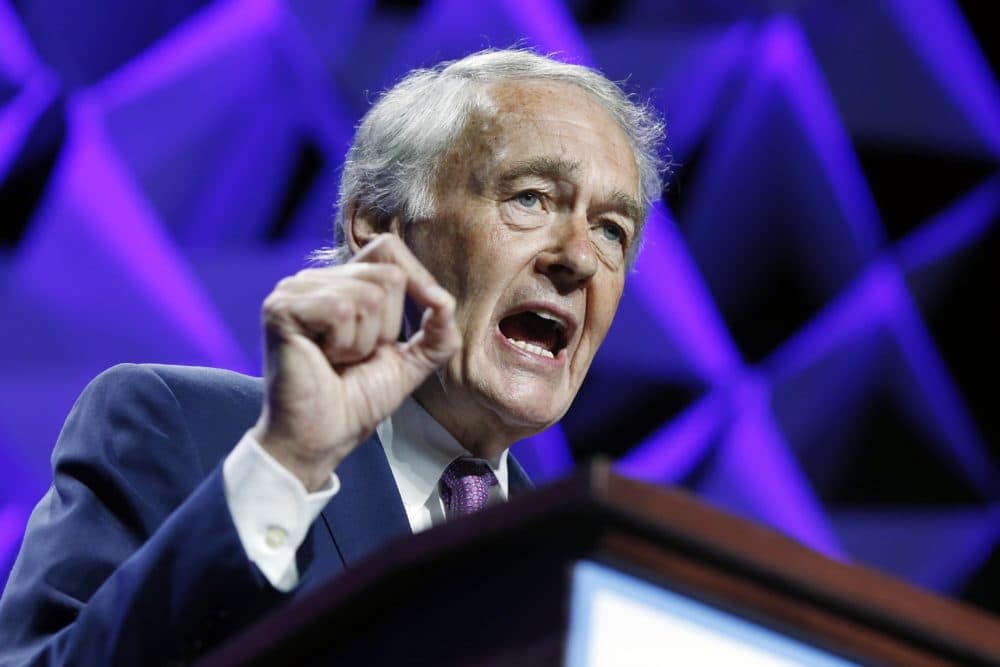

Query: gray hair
[319,48,667,265]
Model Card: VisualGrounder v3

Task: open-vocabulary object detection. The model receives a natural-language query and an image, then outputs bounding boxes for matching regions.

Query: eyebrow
[604,189,643,229]
[498,157,642,226]
[498,156,581,188]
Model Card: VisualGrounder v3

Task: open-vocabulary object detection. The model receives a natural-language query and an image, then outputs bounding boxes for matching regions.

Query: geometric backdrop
[2,0,998,616]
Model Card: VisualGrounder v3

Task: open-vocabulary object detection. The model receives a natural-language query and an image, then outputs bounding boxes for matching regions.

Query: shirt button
[264,526,288,549]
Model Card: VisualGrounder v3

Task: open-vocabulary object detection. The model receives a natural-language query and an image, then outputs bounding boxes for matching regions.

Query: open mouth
[498,310,570,359]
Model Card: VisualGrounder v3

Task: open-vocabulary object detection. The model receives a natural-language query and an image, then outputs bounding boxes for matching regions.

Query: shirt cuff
[223,431,340,592]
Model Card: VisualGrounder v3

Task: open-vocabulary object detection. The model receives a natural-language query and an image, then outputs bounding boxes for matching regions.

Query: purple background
[2,0,999,614]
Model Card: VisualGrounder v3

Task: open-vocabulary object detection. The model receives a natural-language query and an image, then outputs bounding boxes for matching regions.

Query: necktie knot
[439,458,498,519]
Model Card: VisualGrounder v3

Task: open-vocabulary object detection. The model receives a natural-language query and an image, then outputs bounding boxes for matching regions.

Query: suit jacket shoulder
[0,363,533,666]
[0,364,282,666]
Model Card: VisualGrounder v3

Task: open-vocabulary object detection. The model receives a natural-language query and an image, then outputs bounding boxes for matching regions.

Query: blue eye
[599,221,625,244]
[515,191,541,208]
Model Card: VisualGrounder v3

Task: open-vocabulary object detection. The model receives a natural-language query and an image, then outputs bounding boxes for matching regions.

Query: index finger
[350,234,452,312]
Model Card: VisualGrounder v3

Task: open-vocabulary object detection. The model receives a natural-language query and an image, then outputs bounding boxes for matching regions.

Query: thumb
[401,286,461,370]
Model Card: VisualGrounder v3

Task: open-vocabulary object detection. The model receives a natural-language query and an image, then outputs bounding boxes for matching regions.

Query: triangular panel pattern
[1,0,999,618]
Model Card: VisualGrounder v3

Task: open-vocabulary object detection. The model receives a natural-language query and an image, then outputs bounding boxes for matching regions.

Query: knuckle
[273,276,296,294]
[329,297,354,322]
[353,282,385,312]
[262,292,288,317]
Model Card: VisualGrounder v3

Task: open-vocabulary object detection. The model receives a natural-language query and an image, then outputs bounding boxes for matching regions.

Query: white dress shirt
[222,398,509,592]
[376,397,509,534]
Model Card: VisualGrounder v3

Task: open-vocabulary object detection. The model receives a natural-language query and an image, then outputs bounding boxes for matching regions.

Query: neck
[413,380,532,460]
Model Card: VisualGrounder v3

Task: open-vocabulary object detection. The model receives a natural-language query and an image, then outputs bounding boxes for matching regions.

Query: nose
[535,213,598,291]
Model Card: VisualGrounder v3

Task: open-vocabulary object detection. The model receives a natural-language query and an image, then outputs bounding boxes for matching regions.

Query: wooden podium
[196,462,1000,666]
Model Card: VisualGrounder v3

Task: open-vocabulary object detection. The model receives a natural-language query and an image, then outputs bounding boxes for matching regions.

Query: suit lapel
[313,434,534,573]
[508,455,534,496]
[319,435,412,567]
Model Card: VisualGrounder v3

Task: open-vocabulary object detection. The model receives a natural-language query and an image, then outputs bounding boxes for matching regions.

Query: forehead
[454,79,640,195]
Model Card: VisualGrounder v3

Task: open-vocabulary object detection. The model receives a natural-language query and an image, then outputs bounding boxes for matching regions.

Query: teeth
[531,310,567,330]
[507,338,554,359]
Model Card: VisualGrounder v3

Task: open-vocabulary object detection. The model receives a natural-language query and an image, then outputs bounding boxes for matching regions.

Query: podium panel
[567,560,860,666]
[197,463,1000,666]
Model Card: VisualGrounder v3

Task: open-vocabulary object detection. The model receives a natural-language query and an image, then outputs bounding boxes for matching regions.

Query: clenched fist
[249,235,461,491]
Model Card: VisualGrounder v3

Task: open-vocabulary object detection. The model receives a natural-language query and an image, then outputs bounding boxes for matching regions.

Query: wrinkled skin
[253,79,640,489]
[408,80,641,458]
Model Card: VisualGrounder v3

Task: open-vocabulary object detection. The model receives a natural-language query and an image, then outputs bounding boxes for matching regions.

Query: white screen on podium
[565,560,861,666]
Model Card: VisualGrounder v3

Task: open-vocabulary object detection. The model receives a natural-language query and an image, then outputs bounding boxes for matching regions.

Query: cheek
[586,282,625,345]
[428,231,508,343]
[591,276,624,324]
[452,227,509,299]
[407,220,475,295]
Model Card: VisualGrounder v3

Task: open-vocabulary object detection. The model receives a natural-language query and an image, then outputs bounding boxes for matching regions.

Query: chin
[486,389,570,435]
[460,351,577,436]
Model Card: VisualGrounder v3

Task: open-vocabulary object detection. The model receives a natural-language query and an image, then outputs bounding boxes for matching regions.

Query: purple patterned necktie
[439,458,498,519]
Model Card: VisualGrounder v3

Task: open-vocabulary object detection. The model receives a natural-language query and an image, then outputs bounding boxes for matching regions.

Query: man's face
[408,80,641,455]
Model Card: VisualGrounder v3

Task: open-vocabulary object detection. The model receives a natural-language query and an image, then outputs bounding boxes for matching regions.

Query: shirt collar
[377,397,509,511]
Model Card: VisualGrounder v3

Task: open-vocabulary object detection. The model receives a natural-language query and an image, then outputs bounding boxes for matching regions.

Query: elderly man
[0,49,664,665]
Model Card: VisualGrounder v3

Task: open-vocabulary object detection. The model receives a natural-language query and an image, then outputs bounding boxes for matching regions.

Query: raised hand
[249,235,460,491]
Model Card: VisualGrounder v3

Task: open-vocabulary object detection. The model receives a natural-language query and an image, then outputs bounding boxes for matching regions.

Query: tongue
[499,312,558,352]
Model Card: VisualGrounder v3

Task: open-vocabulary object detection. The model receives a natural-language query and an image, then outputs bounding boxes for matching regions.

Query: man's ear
[347,204,404,254]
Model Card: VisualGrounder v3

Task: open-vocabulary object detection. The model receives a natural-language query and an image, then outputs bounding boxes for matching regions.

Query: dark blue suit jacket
[0,364,532,666]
